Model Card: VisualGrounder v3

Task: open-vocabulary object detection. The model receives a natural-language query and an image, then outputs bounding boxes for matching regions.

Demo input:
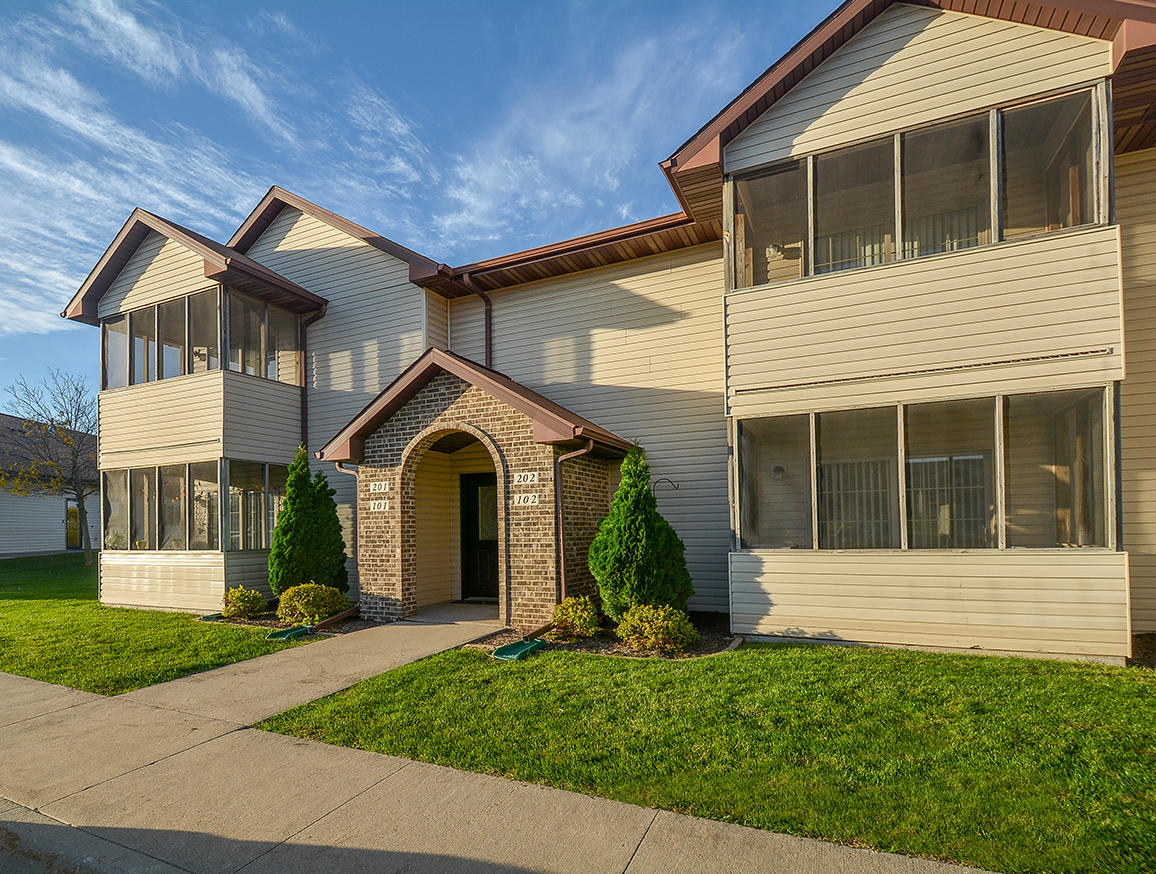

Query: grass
[0,552,311,695]
[260,644,1156,874]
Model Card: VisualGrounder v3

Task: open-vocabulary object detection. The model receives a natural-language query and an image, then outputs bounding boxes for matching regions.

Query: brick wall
[561,452,610,602]
[356,371,612,628]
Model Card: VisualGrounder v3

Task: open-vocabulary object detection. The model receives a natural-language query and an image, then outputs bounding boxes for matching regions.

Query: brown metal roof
[318,347,634,463]
[62,209,327,326]
[663,0,1156,221]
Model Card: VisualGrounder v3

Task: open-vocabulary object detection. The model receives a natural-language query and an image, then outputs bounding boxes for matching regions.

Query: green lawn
[0,552,310,695]
[261,644,1155,874]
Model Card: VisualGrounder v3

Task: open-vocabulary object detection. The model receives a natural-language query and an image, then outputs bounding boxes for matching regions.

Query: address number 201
[512,493,539,506]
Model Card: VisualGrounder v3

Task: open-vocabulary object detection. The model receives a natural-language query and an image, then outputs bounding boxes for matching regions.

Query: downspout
[554,436,595,603]
[460,272,493,368]
[334,460,359,598]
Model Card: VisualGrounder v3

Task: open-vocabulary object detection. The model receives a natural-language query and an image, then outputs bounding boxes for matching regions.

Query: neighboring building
[64,0,1156,663]
[0,413,98,557]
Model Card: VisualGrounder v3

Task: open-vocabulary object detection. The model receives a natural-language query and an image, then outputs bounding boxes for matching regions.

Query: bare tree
[1,370,98,565]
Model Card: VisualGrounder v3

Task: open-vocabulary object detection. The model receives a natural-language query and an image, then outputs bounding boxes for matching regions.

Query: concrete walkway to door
[0,611,993,874]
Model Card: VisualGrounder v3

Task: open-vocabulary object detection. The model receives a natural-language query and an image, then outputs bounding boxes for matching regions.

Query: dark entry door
[460,473,499,600]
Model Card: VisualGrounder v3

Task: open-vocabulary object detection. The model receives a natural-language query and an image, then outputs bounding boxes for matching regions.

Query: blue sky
[0,0,809,395]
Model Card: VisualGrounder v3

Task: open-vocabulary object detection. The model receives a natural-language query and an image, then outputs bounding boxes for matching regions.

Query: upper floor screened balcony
[100,286,304,392]
[728,86,1109,290]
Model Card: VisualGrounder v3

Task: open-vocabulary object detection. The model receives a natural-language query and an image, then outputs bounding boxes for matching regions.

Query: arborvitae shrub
[588,447,693,621]
[276,583,350,626]
[616,604,699,653]
[267,446,349,595]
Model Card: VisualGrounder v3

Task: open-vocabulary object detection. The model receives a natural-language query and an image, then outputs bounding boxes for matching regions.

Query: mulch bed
[464,611,737,660]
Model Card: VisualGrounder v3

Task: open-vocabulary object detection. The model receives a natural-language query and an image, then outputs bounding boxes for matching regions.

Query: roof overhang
[318,348,634,463]
[62,209,326,326]
[662,0,1156,222]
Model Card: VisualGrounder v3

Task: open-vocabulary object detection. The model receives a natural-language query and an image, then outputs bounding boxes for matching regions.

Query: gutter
[554,437,595,603]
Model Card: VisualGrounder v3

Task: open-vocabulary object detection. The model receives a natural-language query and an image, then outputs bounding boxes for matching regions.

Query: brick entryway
[341,356,628,629]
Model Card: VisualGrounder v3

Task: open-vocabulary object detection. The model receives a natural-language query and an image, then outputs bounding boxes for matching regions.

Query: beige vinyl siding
[224,551,272,597]
[97,232,211,318]
[449,245,730,610]
[726,226,1124,418]
[1118,148,1156,631]
[0,492,92,555]
[724,3,1110,174]
[730,550,1130,662]
[98,371,224,468]
[244,206,428,589]
[424,290,449,350]
[100,550,224,612]
[222,372,301,464]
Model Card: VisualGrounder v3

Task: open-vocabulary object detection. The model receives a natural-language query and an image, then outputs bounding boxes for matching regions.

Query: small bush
[616,604,699,653]
[546,596,601,640]
[221,586,266,619]
[277,583,350,626]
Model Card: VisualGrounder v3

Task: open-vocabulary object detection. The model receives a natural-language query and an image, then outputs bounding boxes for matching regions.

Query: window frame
[725,84,1108,294]
[732,384,1118,554]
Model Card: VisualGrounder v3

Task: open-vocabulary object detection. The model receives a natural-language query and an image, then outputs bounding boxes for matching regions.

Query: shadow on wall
[0,821,547,873]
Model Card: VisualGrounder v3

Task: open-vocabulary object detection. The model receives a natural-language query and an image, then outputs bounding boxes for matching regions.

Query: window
[190,461,220,550]
[729,88,1104,290]
[102,315,128,390]
[816,407,899,548]
[102,470,129,550]
[738,416,812,548]
[1005,389,1106,547]
[158,464,186,550]
[129,467,156,550]
[188,290,220,373]
[130,308,156,385]
[1002,91,1095,239]
[733,160,808,287]
[814,138,895,274]
[266,307,300,383]
[736,387,1111,552]
[228,460,266,550]
[268,463,289,537]
[902,115,990,258]
[904,399,995,548]
[229,294,264,377]
[158,299,186,380]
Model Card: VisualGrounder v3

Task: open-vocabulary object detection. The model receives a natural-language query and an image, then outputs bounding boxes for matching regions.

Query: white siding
[0,492,94,555]
[224,551,272,597]
[424,290,449,350]
[725,3,1110,174]
[97,232,211,318]
[98,372,224,469]
[730,550,1130,662]
[449,245,730,610]
[222,372,302,464]
[726,226,1125,418]
[244,206,429,590]
[100,550,224,612]
[1118,148,1156,632]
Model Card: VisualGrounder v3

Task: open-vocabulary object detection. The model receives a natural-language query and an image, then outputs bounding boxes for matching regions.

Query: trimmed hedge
[616,604,698,653]
[276,583,350,626]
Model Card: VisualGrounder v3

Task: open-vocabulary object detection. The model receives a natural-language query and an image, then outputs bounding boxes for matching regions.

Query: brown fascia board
[662,0,1156,218]
[228,186,439,283]
[317,347,633,463]
[62,208,326,326]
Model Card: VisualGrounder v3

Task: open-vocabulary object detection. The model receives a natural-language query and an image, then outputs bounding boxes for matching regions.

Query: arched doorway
[406,427,503,618]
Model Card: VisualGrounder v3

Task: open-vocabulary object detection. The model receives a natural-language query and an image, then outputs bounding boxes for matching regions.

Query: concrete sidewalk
[0,626,994,874]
